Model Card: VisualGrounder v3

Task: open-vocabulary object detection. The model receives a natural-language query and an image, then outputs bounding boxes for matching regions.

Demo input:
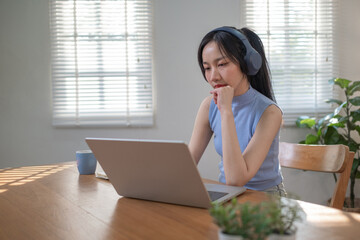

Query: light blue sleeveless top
[209,86,283,190]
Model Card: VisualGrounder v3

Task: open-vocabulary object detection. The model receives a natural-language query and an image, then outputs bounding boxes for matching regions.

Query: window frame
[49,0,154,127]
[241,0,338,125]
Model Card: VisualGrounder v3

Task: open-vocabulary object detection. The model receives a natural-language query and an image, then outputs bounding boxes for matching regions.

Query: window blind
[50,0,153,126]
[242,0,338,125]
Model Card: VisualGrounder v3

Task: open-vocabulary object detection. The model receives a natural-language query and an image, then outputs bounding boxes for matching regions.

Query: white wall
[0,0,359,206]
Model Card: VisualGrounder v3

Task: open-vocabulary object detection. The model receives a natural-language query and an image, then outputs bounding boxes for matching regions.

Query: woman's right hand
[210,85,234,114]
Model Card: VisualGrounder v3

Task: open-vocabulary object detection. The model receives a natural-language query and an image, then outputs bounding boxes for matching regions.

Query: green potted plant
[209,198,272,240]
[296,78,360,209]
[266,195,304,240]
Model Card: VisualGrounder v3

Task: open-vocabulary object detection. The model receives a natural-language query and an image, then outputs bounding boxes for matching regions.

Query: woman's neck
[233,78,250,96]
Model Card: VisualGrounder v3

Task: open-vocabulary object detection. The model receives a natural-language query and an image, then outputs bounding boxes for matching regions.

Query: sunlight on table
[0,164,73,192]
[299,200,360,227]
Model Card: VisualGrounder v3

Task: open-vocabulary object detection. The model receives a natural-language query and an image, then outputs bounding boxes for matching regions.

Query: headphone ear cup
[245,50,262,76]
[208,27,263,76]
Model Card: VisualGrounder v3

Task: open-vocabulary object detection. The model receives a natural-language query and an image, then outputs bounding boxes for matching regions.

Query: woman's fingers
[210,90,218,105]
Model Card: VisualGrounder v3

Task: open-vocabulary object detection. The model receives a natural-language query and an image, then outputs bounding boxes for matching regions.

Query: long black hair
[197,26,275,102]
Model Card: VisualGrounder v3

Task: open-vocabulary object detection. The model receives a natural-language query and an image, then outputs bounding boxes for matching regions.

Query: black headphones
[209,27,262,76]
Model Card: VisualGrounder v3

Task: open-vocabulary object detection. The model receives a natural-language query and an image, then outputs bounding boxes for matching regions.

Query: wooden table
[0,162,359,240]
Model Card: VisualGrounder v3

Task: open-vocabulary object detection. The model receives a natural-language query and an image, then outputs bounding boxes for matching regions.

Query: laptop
[85,138,246,208]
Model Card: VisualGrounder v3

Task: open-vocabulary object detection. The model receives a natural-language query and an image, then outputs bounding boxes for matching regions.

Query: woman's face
[202,41,249,96]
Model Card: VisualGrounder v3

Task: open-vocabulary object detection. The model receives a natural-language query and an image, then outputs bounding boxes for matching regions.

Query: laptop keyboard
[207,191,228,201]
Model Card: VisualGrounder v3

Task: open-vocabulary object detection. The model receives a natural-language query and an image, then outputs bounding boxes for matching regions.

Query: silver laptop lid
[86,138,213,208]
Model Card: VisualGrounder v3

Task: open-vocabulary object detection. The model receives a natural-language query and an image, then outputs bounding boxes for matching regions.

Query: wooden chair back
[279,142,354,209]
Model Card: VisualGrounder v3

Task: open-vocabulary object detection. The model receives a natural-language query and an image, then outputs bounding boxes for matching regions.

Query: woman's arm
[213,86,282,186]
[222,104,282,186]
[188,96,213,164]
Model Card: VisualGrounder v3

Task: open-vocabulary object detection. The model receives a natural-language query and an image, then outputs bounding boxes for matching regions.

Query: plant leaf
[348,121,357,131]
[300,119,316,128]
[317,128,322,137]
[351,158,360,177]
[348,140,359,153]
[337,116,348,123]
[324,126,340,144]
[333,102,347,116]
[349,96,360,106]
[318,113,334,126]
[296,116,315,128]
[348,81,360,95]
[351,109,360,122]
[328,122,345,128]
[355,158,360,179]
[335,135,348,146]
[328,117,347,128]
[325,98,344,106]
[355,126,360,136]
[331,78,351,89]
[305,134,319,144]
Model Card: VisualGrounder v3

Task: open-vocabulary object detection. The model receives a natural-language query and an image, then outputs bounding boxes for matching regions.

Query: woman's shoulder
[200,95,213,110]
[195,95,213,118]
[262,104,282,123]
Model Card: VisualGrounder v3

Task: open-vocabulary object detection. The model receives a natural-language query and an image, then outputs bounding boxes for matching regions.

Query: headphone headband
[209,27,262,76]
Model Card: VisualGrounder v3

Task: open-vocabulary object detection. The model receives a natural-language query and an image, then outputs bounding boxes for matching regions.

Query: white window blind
[242,0,338,125]
[50,0,153,127]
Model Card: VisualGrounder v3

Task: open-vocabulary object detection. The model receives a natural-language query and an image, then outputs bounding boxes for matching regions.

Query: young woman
[189,26,286,195]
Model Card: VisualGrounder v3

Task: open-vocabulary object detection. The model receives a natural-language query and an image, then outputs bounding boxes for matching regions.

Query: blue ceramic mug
[76,150,97,175]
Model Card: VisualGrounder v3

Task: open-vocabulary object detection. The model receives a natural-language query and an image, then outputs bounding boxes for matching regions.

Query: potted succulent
[296,78,360,210]
[266,195,304,240]
[209,198,272,240]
